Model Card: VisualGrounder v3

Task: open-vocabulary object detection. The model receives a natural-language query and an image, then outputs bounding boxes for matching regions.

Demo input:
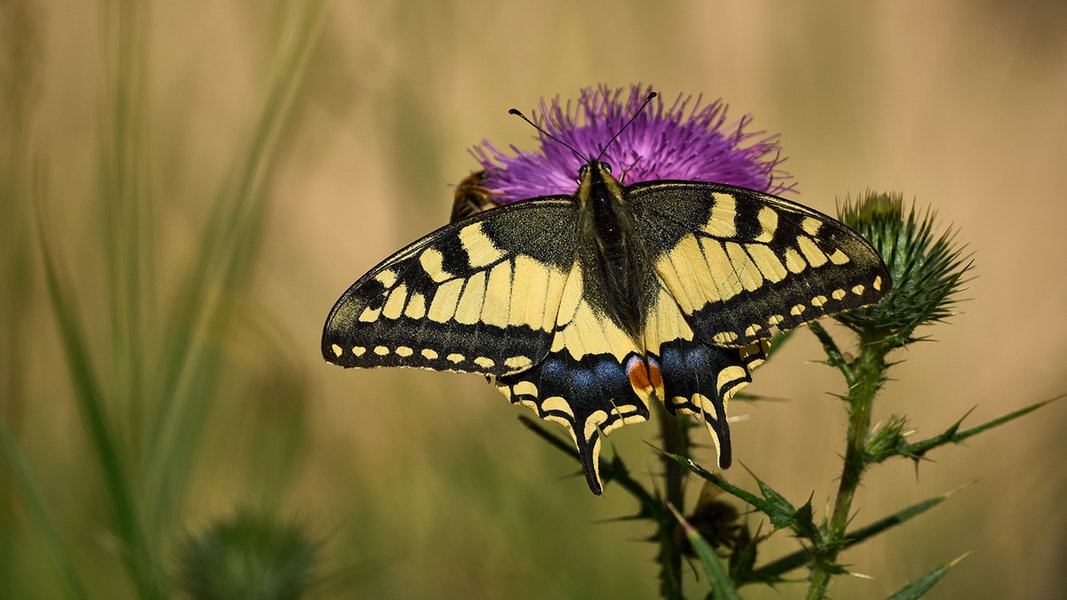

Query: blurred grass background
[2,0,1066,598]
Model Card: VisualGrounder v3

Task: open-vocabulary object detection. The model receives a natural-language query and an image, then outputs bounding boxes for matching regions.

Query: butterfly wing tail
[496,349,653,495]
[654,341,765,469]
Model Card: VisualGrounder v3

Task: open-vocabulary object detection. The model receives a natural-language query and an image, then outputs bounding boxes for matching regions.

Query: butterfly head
[576,160,625,208]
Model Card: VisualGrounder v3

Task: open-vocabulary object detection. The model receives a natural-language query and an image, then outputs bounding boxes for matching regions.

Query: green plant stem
[806,333,889,599]
[657,403,688,599]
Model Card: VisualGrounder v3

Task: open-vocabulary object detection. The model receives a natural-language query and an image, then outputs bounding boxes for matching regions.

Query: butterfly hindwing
[496,347,652,493]
[630,181,890,348]
[322,198,578,376]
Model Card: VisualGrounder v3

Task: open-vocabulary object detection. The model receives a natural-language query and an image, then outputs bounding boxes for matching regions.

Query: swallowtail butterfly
[322,104,890,494]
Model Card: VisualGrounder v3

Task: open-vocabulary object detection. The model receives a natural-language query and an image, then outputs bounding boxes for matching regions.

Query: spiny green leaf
[806,321,853,385]
[658,452,764,509]
[886,552,970,600]
[843,487,963,546]
[660,452,816,537]
[899,398,1059,461]
[750,490,957,581]
[792,498,819,541]
[750,472,798,530]
[764,329,796,359]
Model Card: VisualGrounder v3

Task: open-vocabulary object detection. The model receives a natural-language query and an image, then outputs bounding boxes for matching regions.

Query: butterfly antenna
[596,91,657,162]
[508,108,586,163]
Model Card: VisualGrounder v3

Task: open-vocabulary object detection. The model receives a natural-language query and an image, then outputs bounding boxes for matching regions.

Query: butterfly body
[576,162,657,340]
[323,161,890,494]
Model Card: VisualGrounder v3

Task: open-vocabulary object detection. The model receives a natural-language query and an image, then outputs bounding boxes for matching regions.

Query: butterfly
[322,93,891,494]
[449,170,501,224]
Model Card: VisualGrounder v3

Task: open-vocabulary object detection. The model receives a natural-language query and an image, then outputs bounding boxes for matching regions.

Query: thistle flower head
[175,509,318,600]
[835,192,973,346]
[472,84,794,202]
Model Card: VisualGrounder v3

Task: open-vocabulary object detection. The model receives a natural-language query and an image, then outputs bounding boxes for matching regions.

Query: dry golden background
[4,1,1067,598]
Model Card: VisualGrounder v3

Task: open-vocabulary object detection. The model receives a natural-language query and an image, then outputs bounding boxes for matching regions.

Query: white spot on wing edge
[512,380,537,397]
[712,331,739,344]
[504,355,532,370]
[541,396,575,418]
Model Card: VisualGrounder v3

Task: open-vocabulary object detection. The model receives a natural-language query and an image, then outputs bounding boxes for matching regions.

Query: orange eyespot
[626,355,664,400]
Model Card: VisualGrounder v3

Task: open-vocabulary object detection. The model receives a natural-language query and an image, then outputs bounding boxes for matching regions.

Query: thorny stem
[806,331,889,599]
[657,403,688,600]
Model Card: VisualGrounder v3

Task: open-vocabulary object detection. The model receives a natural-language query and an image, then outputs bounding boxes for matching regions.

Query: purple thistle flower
[471,84,794,203]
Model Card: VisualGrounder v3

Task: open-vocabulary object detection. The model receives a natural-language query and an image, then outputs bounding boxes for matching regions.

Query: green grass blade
[0,421,91,600]
[38,216,162,599]
[141,0,327,533]
[98,0,153,447]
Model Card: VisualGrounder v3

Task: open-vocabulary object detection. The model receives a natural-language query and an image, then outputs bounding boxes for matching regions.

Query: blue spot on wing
[497,350,648,494]
[496,341,765,493]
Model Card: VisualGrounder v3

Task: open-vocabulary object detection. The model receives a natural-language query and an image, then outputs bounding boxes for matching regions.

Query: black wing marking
[322,198,578,376]
[629,181,891,348]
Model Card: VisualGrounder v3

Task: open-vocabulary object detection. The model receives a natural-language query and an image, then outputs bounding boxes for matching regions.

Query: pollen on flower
[471,84,795,203]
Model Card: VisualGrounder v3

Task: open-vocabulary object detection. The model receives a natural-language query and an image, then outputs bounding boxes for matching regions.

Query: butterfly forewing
[322,198,578,376]
[629,181,890,348]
